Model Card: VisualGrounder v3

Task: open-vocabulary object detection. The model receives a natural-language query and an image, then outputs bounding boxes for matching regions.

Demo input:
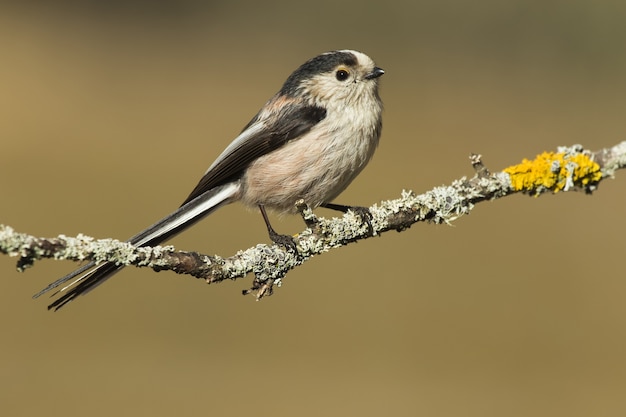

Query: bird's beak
[364,67,385,80]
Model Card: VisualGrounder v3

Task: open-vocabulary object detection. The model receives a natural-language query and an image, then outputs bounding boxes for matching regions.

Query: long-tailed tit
[36,49,385,310]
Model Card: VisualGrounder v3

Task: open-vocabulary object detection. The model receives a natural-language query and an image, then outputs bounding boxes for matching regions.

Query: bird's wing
[180,98,326,206]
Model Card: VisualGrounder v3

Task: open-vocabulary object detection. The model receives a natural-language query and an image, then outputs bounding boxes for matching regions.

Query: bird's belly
[240,130,376,214]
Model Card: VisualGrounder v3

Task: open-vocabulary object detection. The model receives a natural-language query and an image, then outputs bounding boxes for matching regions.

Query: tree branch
[2,142,624,299]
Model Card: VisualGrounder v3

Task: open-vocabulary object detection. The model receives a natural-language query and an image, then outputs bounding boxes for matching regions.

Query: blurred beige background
[2,1,626,416]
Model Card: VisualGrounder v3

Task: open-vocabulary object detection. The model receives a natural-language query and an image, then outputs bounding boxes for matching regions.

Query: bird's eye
[335,69,350,81]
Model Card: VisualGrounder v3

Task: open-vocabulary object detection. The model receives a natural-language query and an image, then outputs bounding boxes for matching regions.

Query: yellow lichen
[503,150,602,194]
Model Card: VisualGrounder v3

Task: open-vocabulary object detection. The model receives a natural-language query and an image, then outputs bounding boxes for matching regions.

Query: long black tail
[34,182,240,310]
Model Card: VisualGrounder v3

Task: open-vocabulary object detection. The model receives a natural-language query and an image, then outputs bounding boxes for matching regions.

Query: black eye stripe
[279,50,359,96]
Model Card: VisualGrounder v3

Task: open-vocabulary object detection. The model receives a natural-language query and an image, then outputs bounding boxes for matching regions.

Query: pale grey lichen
[598,140,626,176]
[490,172,513,196]
[557,144,585,157]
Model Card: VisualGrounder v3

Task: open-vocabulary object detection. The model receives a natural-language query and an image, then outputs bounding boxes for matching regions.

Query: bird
[35,49,385,310]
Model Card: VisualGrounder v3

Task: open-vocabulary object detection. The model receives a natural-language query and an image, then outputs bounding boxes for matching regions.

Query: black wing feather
[181,102,326,206]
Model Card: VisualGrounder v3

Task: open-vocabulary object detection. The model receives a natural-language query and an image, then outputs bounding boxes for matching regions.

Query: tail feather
[32,261,97,299]
[35,182,240,310]
[46,263,122,311]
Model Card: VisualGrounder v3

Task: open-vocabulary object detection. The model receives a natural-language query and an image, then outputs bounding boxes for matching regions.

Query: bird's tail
[34,182,240,310]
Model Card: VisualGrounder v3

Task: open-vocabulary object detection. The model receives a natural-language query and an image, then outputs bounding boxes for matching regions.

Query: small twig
[470,153,490,178]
